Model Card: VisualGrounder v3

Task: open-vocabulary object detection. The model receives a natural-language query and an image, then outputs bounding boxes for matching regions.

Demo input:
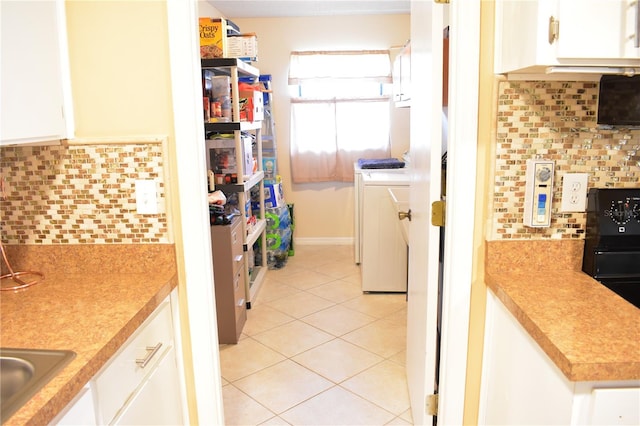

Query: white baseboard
[294,237,354,246]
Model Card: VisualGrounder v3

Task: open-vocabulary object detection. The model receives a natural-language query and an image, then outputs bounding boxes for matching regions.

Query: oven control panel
[587,188,640,236]
[606,198,640,226]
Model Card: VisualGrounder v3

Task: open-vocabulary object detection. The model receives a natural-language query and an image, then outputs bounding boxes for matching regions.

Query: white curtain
[288,51,392,183]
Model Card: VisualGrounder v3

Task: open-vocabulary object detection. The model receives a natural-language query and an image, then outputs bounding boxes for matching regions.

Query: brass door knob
[398,209,412,221]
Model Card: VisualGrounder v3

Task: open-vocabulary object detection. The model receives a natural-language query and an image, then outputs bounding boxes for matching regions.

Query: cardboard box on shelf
[264,183,285,209]
[228,33,258,62]
[262,156,277,183]
[251,180,284,211]
[238,90,264,122]
[199,18,229,58]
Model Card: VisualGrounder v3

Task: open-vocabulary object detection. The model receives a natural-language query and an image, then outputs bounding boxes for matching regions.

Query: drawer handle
[636,0,639,48]
[237,298,245,307]
[234,255,243,263]
[136,343,162,368]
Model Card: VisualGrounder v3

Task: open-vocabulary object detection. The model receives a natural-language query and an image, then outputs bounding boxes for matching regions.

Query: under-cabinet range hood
[545,66,640,76]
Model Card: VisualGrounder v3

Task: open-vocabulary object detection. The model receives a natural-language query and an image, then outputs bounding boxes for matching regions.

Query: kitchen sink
[0,348,75,422]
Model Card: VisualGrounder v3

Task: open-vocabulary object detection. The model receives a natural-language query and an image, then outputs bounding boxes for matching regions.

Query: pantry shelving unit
[202,58,267,308]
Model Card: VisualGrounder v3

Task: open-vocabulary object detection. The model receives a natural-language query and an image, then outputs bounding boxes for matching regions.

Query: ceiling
[208,0,411,18]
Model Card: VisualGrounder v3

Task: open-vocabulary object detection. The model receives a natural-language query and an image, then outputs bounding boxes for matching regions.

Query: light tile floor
[219,245,413,426]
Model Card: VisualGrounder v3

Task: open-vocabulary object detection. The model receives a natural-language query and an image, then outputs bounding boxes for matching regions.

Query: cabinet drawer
[230,216,243,261]
[231,253,244,275]
[111,347,184,425]
[234,267,247,323]
[93,301,173,424]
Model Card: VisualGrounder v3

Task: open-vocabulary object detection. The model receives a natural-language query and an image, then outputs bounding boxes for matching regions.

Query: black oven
[582,188,640,309]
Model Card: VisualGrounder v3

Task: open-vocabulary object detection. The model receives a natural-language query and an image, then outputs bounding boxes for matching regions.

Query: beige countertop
[486,240,640,382]
[0,244,178,425]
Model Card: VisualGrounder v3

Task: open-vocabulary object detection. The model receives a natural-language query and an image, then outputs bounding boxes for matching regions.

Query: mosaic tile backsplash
[492,80,639,240]
[1,144,168,244]
[1,81,638,245]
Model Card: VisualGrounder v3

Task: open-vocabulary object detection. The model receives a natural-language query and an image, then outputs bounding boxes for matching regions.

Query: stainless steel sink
[0,348,75,422]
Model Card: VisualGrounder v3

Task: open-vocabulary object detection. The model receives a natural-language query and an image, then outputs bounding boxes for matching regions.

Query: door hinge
[431,200,446,227]
[434,0,450,3]
[548,16,559,44]
[426,393,439,416]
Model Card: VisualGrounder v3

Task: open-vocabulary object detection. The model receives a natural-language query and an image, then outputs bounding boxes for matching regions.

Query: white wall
[200,12,410,241]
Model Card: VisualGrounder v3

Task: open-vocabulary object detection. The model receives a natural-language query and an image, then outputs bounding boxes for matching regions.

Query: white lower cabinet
[110,346,183,425]
[480,291,640,425]
[53,290,185,425]
[92,296,184,425]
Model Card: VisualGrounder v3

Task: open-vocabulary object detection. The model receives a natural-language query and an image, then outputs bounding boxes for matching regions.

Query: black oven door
[592,250,640,279]
[591,250,640,309]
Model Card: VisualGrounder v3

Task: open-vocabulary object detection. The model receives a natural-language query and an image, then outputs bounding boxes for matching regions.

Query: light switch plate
[560,173,588,212]
[135,179,158,214]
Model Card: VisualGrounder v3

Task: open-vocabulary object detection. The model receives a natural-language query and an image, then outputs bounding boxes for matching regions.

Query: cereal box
[199,18,228,59]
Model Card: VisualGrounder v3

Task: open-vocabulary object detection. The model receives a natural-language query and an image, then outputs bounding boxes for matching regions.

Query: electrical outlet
[135,180,158,214]
[560,173,588,212]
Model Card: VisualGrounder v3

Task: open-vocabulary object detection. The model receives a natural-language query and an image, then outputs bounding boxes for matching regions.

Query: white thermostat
[523,159,554,228]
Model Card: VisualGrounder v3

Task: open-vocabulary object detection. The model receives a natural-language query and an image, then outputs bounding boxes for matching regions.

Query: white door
[166,0,225,424]
[406,1,480,424]
[406,1,442,424]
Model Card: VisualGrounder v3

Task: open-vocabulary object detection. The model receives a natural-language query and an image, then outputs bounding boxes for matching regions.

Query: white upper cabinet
[495,0,640,75]
[1,0,73,146]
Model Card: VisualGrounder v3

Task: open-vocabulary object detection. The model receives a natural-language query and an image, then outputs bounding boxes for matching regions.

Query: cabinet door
[52,386,97,426]
[111,346,184,425]
[399,47,411,103]
[554,0,639,60]
[0,0,69,145]
[393,53,402,103]
[361,184,408,292]
[393,43,411,107]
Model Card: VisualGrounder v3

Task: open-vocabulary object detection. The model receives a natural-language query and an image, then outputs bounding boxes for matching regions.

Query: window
[288,50,392,183]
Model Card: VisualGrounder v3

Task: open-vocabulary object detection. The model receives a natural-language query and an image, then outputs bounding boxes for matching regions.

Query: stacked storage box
[251,180,291,269]
[241,75,276,183]
[259,75,277,185]
[264,204,292,269]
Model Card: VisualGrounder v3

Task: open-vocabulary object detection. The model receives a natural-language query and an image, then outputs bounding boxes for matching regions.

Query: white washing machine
[360,171,410,292]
